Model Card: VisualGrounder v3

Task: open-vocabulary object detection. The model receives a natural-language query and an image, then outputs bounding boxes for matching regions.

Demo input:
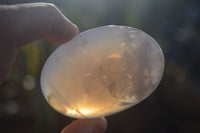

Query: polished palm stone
[40,25,165,118]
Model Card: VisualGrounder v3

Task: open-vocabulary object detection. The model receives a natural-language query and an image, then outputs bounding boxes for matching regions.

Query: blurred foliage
[0,0,200,133]
[20,42,42,76]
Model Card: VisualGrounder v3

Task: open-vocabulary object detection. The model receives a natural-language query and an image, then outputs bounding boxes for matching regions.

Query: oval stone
[41,25,165,118]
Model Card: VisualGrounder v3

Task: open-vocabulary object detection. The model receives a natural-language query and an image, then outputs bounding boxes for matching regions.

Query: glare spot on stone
[122,42,126,47]
[66,108,77,115]
[103,76,108,79]
[108,25,115,27]
[108,54,122,58]
[128,74,132,79]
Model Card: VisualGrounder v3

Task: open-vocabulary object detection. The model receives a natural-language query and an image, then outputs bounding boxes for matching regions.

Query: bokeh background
[0,0,200,133]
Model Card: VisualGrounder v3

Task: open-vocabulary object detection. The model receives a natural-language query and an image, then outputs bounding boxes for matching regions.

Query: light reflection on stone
[41,25,165,118]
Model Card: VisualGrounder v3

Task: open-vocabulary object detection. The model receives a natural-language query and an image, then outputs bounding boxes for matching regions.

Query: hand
[0,2,78,84]
[0,3,107,133]
[61,118,107,133]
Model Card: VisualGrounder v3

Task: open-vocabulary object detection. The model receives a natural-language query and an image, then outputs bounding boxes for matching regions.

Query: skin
[0,3,107,133]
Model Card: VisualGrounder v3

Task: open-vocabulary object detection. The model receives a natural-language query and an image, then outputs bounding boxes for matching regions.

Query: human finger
[61,117,107,133]
[0,3,79,84]
[0,3,79,47]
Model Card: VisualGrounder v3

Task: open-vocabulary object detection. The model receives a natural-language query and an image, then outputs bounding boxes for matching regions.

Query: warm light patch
[103,76,108,79]
[108,54,121,58]
[66,109,77,115]
[80,108,95,115]
[64,106,96,116]
[83,73,91,76]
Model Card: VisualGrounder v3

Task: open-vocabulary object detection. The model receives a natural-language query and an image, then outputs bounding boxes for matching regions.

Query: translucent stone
[41,25,165,118]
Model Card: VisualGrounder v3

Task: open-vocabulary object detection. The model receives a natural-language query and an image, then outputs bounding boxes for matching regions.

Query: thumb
[61,117,107,133]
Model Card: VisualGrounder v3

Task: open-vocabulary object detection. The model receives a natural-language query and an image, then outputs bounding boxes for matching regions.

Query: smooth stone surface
[41,25,165,118]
